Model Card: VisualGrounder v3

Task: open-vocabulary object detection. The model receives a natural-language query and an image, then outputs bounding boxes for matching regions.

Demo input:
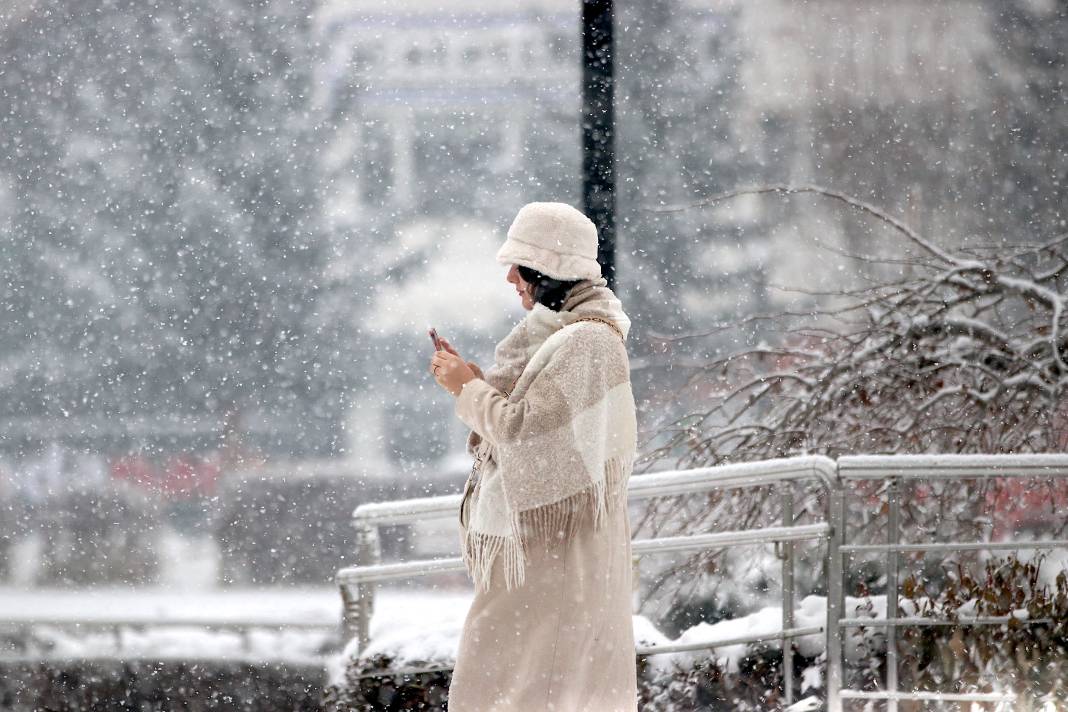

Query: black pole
[581,0,616,291]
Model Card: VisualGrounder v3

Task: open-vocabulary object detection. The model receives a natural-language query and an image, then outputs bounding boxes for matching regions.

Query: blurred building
[314,0,580,224]
[732,0,998,288]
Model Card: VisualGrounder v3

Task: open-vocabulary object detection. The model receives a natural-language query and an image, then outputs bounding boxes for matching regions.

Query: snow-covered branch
[636,188,1068,613]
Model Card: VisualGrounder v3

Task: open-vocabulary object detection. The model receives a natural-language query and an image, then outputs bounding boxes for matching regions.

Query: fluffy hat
[495,202,602,281]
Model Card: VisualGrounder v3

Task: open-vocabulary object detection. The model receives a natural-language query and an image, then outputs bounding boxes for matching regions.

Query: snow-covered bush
[0,659,324,712]
[322,654,451,712]
[647,185,1068,464]
[894,553,1068,709]
[636,185,1068,628]
[321,647,817,712]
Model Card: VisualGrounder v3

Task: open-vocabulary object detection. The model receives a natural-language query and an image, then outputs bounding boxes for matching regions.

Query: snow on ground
[6,581,1029,687]
[0,585,472,665]
[360,589,472,665]
[1,585,342,627]
[27,625,335,664]
[9,583,825,677]
[663,594,827,675]
[0,585,343,663]
[333,590,1021,683]
[0,584,897,673]
[329,592,905,683]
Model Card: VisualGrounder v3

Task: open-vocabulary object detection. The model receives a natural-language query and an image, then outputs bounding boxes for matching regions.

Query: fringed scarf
[455,276,638,592]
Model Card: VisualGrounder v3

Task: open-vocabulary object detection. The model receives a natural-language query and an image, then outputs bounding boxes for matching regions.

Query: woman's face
[506,264,535,311]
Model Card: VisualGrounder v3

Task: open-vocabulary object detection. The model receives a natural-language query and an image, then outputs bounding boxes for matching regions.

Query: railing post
[885,477,901,712]
[780,484,795,706]
[343,522,381,653]
[825,477,845,712]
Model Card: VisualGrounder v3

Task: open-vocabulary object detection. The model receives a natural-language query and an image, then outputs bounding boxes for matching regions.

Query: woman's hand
[440,338,484,380]
[431,339,478,396]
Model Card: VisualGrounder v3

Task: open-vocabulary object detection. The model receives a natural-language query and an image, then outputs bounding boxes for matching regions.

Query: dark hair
[516,265,582,311]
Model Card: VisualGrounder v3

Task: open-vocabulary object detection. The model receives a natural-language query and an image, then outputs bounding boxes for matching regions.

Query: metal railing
[335,453,1068,710]
[828,454,1068,712]
[338,455,839,708]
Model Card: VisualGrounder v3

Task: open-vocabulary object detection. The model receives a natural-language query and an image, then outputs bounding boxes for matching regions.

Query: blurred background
[0,0,1064,676]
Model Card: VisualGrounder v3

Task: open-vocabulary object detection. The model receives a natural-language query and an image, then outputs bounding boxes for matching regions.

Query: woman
[429,202,639,711]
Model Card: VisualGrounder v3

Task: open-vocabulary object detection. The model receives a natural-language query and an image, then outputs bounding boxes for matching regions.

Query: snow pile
[632,614,673,650]
[0,586,341,627]
[325,588,475,685]
[4,585,935,680]
[328,611,670,688]
[654,594,827,675]
[0,586,342,665]
[333,592,913,682]
[784,696,822,711]
[27,625,333,665]
[357,590,473,666]
[327,589,669,684]
[335,590,975,682]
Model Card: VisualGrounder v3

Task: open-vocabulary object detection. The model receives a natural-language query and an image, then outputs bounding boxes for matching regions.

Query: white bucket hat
[495,202,602,281]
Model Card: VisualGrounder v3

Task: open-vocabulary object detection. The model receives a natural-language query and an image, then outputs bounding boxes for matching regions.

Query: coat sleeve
[453,378,523,448]
[453,328,607,448]
[464,428,482,457]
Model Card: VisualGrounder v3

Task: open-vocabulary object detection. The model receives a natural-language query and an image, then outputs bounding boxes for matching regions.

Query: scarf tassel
[460,454,633,593]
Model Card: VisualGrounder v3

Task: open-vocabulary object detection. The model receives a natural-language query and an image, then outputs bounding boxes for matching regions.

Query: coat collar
[522,277,631,354]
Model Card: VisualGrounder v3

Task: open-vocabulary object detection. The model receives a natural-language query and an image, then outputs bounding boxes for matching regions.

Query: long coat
[447,443,639,711]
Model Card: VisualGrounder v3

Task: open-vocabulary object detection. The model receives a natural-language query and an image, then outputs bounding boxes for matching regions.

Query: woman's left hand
[431,350,477,396]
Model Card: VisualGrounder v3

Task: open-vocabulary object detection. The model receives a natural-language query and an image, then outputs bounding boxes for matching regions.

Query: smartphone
[428,327,443,351]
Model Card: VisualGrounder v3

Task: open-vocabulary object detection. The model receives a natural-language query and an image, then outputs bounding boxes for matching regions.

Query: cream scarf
[457,277,637,592]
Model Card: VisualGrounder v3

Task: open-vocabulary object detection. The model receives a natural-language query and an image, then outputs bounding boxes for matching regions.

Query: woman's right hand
[440,338,483,379]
